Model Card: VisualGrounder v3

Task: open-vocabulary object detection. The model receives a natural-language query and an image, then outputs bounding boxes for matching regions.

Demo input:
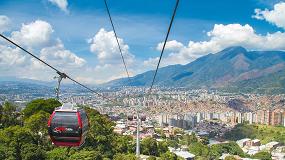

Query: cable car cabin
[48,103,89,147]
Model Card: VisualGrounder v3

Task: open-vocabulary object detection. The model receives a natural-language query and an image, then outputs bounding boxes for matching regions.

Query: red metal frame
[47,111,55,127]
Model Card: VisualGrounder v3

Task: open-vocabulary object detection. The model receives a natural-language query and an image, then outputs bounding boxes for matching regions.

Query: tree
[181,132,198,146]
[141,137,158,156]
[113,153,137,160]
[200,136,209,145]
[21,144,46,160]
[24,111,51,146]
[46,148,69,160]
[160,151,177,160]
[84,107,116,158]
[251,151,272,160]
[167,139,179,149]
[0,104,3,127]
[225,156,237,160]
[209,142,245,159]
[223,123,257,141]
[69,150,103,160]
[158,141,168,156]
[147,156,157,160]
[0,144,9,160]
[1,101,19,128]
[194,156,206,160]
[113,135,135,154]
[189,142,209,157]
[0,126,35,160]
[22,98,61,118]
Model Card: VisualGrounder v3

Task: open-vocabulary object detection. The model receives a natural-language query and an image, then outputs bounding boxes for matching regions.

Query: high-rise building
[243,112,253,124]
[270,109,283,126]
[283,112,285,127]
[264,110,272,125]
[256,110,266,124]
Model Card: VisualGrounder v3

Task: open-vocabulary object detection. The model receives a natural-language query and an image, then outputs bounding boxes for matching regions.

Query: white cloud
[145,23,285,67]
[0,44,27,66]
[48,0,69,13]
[156,40,184,52]
[253,2,285,29]
[0,19,88,81]
[11,20,54,47]
[0,15,10,33]
[39,41,86,68]
[1,21,130,84]
[82,28,142,83]
[88,28,135,65]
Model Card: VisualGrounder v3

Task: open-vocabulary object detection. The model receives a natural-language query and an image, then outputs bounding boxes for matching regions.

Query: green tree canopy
[147,156,157,160]
[25,110,50,134]
[189,142,209,157]
[141,137,158,156]
[21,144,46,160]
[113,153,137,160]
[22,98,61,118]
[160,151,178,160]
[223,123,258,140]
[24,110,51,146]
[0,101,19,128]
[251,151,272,160]
[157,141,169,156]
[166,139,179,149]
[0,126,35,160]
[225,156,237,160]
[84,107,116,158]
[181,132,198,145]
[46,147,69,160]
[0,144,9,160]
[68,150,103,160]
[113,135,135,154]
[209,142,245,159]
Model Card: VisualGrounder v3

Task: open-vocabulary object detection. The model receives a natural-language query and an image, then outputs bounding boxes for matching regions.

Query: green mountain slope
[105,46,285,93]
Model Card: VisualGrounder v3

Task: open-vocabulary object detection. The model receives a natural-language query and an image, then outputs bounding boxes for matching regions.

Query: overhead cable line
[148,0,180,94]
[0,34,121,106]
[103,0,131,84]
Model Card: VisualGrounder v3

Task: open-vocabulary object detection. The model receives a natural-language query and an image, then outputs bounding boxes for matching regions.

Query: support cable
[148,0,180,94]
[103,0,131,84]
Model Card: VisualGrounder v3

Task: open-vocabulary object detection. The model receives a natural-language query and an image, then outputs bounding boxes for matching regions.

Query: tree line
[0,99,178,160]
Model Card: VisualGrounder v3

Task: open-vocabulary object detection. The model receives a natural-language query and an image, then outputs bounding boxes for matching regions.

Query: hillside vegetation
[0,99,183,160]
[105,46,285,94]
[224,123,285,144]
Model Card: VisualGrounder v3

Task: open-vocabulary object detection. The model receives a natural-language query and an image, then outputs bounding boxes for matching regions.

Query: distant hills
[1,46,285,94]
[0,77,92,96]
[105,46,285,94]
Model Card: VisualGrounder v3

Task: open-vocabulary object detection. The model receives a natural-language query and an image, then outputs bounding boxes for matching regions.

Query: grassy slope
[224,123,285,144]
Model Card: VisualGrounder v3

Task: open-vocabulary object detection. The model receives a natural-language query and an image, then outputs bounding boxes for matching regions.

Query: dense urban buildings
[1,86,285,159]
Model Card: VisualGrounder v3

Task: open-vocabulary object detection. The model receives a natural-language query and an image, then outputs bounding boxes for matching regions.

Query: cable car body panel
[48,103,89,147]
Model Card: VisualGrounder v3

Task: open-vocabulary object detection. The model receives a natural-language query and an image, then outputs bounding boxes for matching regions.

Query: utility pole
[136,105,140,158]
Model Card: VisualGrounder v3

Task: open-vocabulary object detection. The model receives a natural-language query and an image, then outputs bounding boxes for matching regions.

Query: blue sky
[0,0,285,83]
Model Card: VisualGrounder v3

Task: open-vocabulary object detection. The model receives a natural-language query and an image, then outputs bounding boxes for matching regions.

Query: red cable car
[48,103,89,147]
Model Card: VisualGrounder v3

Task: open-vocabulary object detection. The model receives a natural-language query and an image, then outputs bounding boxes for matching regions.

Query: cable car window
[50,112,80,137]
[52,112,78,126]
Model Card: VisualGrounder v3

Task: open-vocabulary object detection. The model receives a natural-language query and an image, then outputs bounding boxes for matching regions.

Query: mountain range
[105,46,285,94]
